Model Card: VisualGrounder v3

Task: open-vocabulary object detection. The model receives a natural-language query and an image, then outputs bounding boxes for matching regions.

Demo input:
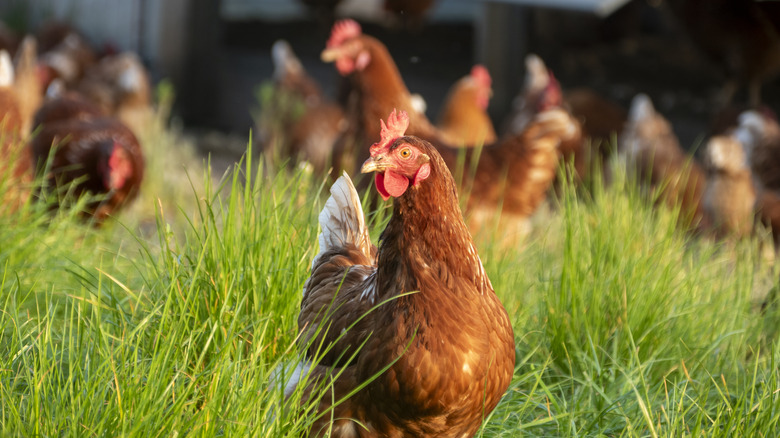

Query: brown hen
[620,94,708,229]
[285,109,514,437]
[701,134,756,238]
[29,94,144,221]
[437,64,497,147]
[322,20,578,236]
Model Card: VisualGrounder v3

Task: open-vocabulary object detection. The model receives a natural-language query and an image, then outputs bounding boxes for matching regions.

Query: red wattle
[375,171,409,200]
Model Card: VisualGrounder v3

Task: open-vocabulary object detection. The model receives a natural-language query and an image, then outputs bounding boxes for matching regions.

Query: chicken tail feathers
[313,172,372,269]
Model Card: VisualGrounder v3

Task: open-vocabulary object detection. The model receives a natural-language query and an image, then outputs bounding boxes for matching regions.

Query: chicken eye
[399,148,412,159]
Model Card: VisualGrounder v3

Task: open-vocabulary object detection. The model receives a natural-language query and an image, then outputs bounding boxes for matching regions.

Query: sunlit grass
[1,111,779,436]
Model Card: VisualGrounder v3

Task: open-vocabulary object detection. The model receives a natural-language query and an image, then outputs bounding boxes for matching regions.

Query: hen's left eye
[400,148,411,158]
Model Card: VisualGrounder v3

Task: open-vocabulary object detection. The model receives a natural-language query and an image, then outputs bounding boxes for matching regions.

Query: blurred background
[1,0,779,162]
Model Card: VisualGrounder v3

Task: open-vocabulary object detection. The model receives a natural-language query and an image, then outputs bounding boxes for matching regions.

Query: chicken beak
[321,48,339,63]
[361,155,385,174]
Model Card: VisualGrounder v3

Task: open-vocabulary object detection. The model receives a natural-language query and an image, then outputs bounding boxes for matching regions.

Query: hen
[322,20,578,236]
[259,40,346,175]
[288,109,515,437]
[701,134,756,237]
[75,52,153,135]
[620,94,708,228]
[735,110,780,194]
[29,94,144,221]
[38,30,97,89]
[504,54,622,183]
[436,64,497,147]
[734,110,780,248]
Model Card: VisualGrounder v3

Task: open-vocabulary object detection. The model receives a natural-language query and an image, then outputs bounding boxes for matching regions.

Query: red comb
[327,19,362,49]
[370,109,409,155]
[470,65,491,89]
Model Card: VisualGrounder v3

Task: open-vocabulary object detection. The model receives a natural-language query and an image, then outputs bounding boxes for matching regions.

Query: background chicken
[38,29,97,89]
[258,40,346,175]
[664,0,780,106]
[735,110,780,194]
[505,54,622,184]
[75,52,152,135]
[620,94,708,228]
[701,134,756,237]
[734,110,780,248]
[287,110,514,437]
[321,20,580,237]
[436,64,497,147]
[30,94,144,221]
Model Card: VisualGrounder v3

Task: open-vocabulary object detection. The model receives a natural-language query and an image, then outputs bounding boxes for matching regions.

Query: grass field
[1,105,779,436]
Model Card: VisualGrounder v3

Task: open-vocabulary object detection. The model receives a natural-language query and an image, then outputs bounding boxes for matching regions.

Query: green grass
[1,112,779,437]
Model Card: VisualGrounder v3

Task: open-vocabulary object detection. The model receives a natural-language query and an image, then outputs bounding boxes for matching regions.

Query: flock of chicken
[0,21,149,221]
[263,17,780,437]
[260,19,780,249]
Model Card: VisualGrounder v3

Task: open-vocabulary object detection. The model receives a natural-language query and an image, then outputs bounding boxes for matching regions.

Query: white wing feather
[312,172,372,271]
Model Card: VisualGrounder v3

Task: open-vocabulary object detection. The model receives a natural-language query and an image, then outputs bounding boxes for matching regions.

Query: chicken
[701,134,756,237]
[565,87,626,155]
[38,31,97,89]
[733,110,780,248]
[321,20,578,236]
[505,54,622,183]
[734,110,780,194]
[664,0,780,106]
[286,109,515,437]
[75,52,153,135]
[620,94,708,228]
[436,64,497,147]
[29,95,144,221]
[259,40,346,175]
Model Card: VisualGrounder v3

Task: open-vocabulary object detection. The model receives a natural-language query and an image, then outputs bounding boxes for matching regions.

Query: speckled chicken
[436,64,497,147]
[286,109,515,437]
[620,94,708,228]
[29,94,144,221]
